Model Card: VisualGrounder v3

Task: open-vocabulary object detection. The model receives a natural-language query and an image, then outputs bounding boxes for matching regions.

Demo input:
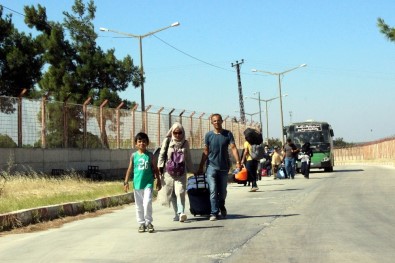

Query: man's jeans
[206,165,228,215]
[284,157,295,178]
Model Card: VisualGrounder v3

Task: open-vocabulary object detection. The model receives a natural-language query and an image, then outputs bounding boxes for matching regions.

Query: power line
[1,5,26,17]
[2,4,252,76]
[152,34,234,73]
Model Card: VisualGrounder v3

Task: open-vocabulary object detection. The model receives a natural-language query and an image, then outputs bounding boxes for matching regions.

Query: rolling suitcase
[187,174,211,216]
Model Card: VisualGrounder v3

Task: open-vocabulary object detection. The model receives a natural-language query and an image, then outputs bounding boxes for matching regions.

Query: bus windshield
[287,123,331,152]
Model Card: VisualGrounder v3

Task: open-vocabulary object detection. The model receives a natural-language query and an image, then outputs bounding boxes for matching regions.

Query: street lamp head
[300,63,307,68]
[251,69,257,72]
[171,22,180,27]
[99,27,109,32]
[283,93,289,97]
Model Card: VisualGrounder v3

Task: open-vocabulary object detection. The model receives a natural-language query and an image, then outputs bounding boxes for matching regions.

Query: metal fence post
[223,115,229,130]
[83,97,92,148]
[131,104,138,148]
[17,89,27,147]
[157,107,164,147]
[100,99,109,148]
[168,108,175,129]
[199,113,205,149]
[116,102,124,149]
[144,105,152,133]
[41,94,49,149]
[179,110,185,124]
[63,95,71,148]
[189,111,195,147]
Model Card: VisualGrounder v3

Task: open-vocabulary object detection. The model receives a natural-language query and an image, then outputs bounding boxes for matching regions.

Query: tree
[267,137,282,148]
[377,18,395,42]
[333,137,355,148]
[0,6,43,109]
[0,134,17,148]
[22,0,140,148]
[24,0,140,104]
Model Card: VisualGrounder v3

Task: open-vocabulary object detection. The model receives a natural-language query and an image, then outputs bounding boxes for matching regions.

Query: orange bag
[235,168,248,181]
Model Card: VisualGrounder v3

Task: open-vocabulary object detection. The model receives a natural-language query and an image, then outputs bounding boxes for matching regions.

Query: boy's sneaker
[147,223,155,233]
[138,224,146,233]
[209,214,217,221]
[220,207,227,218]
[179,213,187,222]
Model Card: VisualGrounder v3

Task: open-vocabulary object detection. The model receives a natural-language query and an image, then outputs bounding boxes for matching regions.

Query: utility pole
[231,59,245,123]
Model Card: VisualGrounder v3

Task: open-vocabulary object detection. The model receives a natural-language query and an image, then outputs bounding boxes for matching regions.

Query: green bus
[284,120,335,172]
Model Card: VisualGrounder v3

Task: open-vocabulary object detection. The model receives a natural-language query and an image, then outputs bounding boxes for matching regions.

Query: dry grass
[0,171,125,214]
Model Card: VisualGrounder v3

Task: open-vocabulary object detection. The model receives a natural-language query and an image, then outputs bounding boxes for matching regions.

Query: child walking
[124,132,161,233]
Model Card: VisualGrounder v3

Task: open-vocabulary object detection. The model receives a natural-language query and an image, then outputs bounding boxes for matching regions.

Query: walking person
[197,113,242,221]
[263,145,272,177]
[241,140,259,192]
[271,146,283,180]
[157,122,194,222]
[300,142,313,179]
[124,132,161,233]
[283,138,298,179]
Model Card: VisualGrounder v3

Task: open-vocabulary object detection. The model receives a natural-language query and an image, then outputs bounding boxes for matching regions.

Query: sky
[2,0,394,143]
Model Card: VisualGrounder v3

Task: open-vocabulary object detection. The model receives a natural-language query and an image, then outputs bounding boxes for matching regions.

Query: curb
[0,192,134,231]
[1,173,251,231]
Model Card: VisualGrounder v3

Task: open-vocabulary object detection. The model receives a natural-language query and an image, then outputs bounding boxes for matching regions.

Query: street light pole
[100,22,180,131]
[254,92,263,132]
[234,111,260,123]
[251,64,306,144]
[245,94,288,143]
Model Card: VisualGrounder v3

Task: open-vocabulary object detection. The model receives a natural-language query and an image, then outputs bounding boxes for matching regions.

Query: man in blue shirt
[197,114,242,221]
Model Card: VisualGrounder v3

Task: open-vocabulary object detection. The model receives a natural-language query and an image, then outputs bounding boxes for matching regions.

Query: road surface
[1,165,394,263]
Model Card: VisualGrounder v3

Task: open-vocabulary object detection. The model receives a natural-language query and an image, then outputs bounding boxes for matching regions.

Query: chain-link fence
[0,95,259,150]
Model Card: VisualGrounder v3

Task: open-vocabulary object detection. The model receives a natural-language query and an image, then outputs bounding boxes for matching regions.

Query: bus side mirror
[330,129,334,137]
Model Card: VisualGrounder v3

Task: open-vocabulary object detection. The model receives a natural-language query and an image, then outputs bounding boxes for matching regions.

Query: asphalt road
[1,165,395,263]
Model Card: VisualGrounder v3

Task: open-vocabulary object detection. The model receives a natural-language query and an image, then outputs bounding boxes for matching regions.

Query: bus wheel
[324,166,333,172]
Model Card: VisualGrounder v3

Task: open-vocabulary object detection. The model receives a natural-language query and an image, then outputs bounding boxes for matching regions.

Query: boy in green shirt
[124,132,161,233]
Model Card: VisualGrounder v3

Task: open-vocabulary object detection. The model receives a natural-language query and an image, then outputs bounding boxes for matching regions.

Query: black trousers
[301,161,310,177]
[246,159,259,187]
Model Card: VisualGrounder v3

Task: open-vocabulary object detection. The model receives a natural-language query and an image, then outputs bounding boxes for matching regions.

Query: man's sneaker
[173,215,179,221]
[179,213,187,222]
[249,187,259,192]
[209,214,217,221]
[147,223,155,233]
[220,207,227,218]
[138,224,146,233]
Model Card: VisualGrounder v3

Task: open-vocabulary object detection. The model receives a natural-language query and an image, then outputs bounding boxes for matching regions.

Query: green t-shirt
[131,151,154,190]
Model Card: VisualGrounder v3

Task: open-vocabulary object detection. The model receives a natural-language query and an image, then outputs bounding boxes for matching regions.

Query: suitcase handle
[192,174,208,188]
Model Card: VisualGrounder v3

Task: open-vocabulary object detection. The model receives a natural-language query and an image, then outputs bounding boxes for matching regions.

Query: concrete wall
[0,148,210,179]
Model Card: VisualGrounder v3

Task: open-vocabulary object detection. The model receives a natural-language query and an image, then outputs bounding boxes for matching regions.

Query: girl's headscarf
[166,122,186,148]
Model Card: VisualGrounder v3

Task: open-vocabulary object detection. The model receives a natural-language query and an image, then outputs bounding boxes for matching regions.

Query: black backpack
[243,128,263,145]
